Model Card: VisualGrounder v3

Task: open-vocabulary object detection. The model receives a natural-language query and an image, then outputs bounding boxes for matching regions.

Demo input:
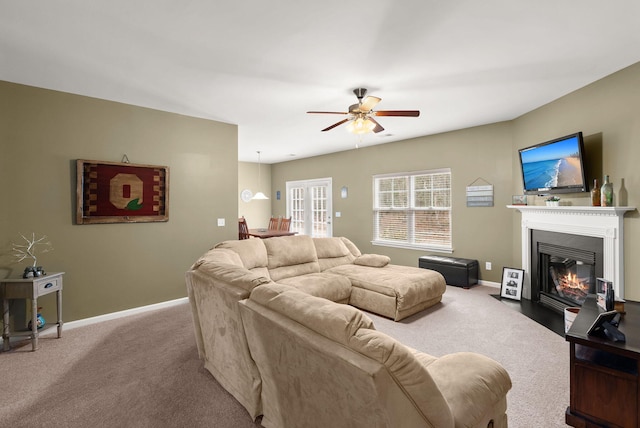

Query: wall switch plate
[335,211,341,218]
[486,262,492,270]
[217,218,225,227]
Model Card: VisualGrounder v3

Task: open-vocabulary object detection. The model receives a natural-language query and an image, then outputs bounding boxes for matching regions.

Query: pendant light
[252,151,269,200]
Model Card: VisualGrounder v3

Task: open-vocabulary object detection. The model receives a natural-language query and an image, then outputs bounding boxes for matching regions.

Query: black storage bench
[419,255,478,288]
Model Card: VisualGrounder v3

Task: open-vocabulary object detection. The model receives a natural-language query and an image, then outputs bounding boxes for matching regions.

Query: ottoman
[419,255,478,288]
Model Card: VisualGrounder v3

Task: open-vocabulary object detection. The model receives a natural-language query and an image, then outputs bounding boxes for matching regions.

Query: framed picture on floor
[500,267,524,300]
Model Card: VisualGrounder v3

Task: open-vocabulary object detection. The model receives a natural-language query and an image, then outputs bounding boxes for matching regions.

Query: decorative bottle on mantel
[591,179,601,206]
[601,175,614,207]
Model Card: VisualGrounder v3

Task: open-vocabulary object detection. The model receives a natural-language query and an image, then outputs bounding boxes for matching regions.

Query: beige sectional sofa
[186,235,511,426]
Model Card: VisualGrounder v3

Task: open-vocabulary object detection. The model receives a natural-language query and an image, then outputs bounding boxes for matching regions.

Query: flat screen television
[518,132,588,195]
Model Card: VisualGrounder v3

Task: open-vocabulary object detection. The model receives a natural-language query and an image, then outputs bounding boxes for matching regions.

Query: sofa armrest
[353,254,390,268]
[190,247,244,269]
[349,328,454,427]
[427,352,512,428]
[194,261,271,292]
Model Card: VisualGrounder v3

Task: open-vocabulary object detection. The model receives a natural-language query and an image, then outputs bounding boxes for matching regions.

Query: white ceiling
[2,1,640,164]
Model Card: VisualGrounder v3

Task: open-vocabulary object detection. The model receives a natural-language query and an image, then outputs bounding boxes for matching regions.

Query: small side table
[1,272,64,351]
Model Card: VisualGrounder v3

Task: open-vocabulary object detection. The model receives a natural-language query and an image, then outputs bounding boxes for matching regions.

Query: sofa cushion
[340,237,362,257]
[278,272,352,303]
[263,235,321,281]
[216,239,268,272]
[249,282,374,345]
[354,254,390,268]
[313,237,356,270]
[349,328,454,427]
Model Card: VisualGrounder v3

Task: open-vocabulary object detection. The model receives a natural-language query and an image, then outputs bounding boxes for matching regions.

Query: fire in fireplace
[548,258,592,305]
[531,230,603,313]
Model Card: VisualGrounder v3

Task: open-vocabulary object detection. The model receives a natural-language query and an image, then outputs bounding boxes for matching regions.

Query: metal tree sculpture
[11,232,54,267]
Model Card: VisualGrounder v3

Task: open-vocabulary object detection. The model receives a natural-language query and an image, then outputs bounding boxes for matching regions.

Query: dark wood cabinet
[566,295,640,428]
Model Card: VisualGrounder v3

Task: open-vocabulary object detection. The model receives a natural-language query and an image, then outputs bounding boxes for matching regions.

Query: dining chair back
[268,217,280,230]
[239,217,251,240]
[279,217,291,231]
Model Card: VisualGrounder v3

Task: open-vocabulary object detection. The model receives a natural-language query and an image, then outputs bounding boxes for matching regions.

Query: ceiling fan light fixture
[346,117,376,134]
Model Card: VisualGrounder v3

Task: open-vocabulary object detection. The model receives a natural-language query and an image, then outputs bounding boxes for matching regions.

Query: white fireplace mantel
[508,205,635,300]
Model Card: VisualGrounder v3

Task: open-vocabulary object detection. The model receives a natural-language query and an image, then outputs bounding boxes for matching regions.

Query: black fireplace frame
[531,229,603,312]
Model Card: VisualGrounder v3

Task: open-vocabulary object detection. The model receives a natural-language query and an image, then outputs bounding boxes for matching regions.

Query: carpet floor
[0,284,568,427]
[366,285,569,428]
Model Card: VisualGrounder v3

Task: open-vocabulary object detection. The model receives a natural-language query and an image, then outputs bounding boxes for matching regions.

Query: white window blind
[373,169,452,252]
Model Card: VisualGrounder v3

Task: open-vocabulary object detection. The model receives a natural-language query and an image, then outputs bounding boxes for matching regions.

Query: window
[373,169,452,252]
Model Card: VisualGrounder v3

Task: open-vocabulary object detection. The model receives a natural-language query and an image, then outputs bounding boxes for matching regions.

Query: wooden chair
[239,217,251,240]
[279,217,291,231]
[268,217,280,230]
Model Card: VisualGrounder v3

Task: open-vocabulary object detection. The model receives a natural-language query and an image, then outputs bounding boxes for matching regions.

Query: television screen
[518,132,588,195]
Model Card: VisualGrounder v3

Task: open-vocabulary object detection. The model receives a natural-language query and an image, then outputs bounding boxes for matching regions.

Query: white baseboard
[61,297,189,332]
[478,280,500,288]
[1,297,189,344]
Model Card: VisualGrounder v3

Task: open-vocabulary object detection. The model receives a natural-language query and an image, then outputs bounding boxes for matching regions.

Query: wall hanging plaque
[466,177,494,207]
[76,159,169,224]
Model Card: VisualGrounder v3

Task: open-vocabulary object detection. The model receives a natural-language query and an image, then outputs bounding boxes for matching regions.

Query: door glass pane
[290,187,305,234]
[311,185,327,237]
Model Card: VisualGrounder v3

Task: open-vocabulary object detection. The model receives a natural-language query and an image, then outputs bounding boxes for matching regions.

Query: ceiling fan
[307,88,420,134]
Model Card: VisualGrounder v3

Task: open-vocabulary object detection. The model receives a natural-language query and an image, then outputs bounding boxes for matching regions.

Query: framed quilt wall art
[76,159,169,224]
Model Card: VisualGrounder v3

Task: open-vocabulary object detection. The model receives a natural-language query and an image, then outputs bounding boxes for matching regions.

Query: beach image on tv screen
[520,136,584,190]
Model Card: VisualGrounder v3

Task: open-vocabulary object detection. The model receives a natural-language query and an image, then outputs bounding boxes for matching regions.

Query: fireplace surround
[508,205,634,302]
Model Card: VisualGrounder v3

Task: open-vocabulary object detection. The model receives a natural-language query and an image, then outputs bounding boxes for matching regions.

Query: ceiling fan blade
[359,96,381,112]
[374,110,420,117]
[369,117,385,133]
[321,118,350,132]
[348,103,360,113]
[307,111,349,115]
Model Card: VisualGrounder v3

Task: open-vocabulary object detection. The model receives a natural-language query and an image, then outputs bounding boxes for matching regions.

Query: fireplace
[531,230,603,313]
[509,205,634,302]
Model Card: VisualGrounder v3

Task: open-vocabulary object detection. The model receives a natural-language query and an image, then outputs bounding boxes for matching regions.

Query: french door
[286,178,332,237]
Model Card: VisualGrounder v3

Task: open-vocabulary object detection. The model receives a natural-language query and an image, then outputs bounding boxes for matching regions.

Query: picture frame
[500,267,525,300]
[512,195,527,205]
[596,278,615,311]
[586,310,618,336]
[76,159,169,224]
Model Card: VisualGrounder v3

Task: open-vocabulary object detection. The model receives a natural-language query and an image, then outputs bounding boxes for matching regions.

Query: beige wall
[511,61,640,300]
[272,122,515,283]
[0,81,238,322]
